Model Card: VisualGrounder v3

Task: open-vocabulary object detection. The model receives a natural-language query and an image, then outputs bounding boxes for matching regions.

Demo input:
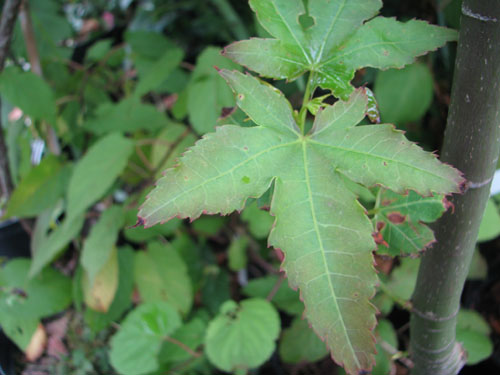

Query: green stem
[410,2,500,374]
[298,72,315,133]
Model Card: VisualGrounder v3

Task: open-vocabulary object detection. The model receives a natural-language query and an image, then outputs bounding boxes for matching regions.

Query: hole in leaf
[299,13,315,30]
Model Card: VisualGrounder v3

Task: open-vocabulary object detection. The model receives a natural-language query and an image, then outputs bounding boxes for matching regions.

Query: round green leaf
[110,301,182,375]
[456,309,493,365]
[205,298,280,372]
[477,198,500,242]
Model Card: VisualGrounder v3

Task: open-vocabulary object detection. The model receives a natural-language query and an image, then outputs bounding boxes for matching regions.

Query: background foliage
[0,0,499,374]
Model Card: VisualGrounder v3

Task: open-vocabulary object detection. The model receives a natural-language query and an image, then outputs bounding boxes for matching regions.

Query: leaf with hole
[223,0,457,99]
[205,299,280,372]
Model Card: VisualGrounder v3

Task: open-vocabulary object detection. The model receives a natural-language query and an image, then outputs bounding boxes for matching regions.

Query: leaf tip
[131,216,146,229]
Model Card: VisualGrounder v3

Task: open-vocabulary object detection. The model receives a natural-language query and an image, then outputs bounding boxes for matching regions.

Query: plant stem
[0,0,22,203]
[210,0,249,41]
[298,72,315,133]
[19,0,61,156]
[410,2,500,374]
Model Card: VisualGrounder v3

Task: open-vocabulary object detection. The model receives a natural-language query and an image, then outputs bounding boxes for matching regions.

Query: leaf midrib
[315,0,347,63]
[301,141,360,369]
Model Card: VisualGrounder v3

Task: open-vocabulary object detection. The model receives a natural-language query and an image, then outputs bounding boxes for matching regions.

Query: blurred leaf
[456,309,493,365]
[110,301,182,375]
[241,201,274,239]
[134,47,184,97]
[30,209,85,277]
[86,39,113,62]
[191,215,226,236]
[279,317,328,364]
[150,122,196,178]
[373,319,398,375]
[385,258,420,301]
[0,316,38,351]
[84,247,135,333]
[66,133,134,220]
[5,156,70,219]
[134,242,193,315]
[205,299,280,372]
[374,190,447,256]
[477,198,500,242]
[228,236,248,271]
[81,206,124,286]
[0,258,72,319]
[467,248,487,280]
[0,258,71,349]
[201,267,231,315]
[82,247,119,313]
[0,67,57,123]
[372,291,394,316]
[243,275,303,315]
[187,47,240,134]
[126,30,173,60]
[374,63,434,124]
[84,98,169,134]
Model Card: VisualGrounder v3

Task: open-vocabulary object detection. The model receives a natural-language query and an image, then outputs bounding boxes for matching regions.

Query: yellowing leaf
[139,71,463,374]
[82,247,119,313]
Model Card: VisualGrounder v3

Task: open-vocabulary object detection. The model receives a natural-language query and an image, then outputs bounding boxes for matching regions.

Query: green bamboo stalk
[410,1,500,374]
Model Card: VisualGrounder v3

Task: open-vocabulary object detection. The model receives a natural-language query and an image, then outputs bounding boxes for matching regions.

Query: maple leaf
[139,70,463,374]
[374,189,449,256]
[223,0,457,99]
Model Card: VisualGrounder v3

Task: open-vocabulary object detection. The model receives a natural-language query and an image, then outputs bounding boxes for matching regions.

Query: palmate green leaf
[223,0,457,99]
[374,190,448,256]
[139,71,463,374]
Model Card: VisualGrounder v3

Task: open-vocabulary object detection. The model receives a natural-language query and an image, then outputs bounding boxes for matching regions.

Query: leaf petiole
[298,72,316,133]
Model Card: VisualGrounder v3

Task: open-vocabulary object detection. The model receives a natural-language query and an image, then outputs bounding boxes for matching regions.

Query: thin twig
[135,145,154,171]
[151,129,191,177]
[164,336,202,358]
[378,339,414,369]
[0,0,22,203]
[266,273,285,301]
